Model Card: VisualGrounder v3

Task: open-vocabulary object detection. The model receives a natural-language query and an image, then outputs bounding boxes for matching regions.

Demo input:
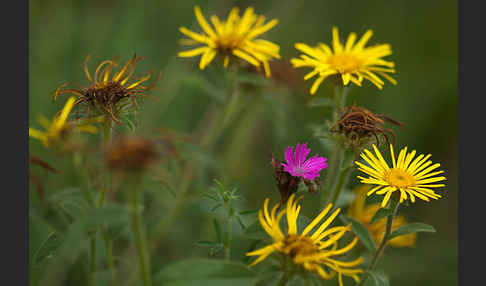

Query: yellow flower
[178,6,280,77]
[246,194,363,286]
[355,144,446,207]
[29,97,97,147]
[54,54,160,124]
[348,185,416,248]
[291,27,396,94]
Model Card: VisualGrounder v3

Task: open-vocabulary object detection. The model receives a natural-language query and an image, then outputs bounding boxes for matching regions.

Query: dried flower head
[29,96,98,147]
[330,106,403,147]
[291,27,396,94]
[54,54,160,124]
[246,194,363,285]
[106,136,158,172]
[178,6,280,77]
[347,185,416,248]
[355,144,446,207]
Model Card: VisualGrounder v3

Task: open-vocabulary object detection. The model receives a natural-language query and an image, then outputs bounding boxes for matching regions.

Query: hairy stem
[130,181,151,286]
[322,86,349,205]
[98,117,117,285]
[358,197,400,286]
[328,159,353,208]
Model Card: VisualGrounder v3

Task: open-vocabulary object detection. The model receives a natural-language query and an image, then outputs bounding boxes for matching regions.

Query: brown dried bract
[330,106,403,147]
[271,154,300,205]
[106,136,158,172]
[53,54,161,124]
[29,155,60,206]
[271,153,321,205]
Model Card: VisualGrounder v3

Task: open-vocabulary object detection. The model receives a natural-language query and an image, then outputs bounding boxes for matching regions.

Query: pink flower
[282,143,328,181]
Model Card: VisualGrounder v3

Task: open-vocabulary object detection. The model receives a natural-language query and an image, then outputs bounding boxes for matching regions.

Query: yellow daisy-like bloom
[29,97,97,147]
[178,6,280,77]
[355,144,446,207]
[348,185,416,248]
[246,194,363,285]
[291,27,396,94]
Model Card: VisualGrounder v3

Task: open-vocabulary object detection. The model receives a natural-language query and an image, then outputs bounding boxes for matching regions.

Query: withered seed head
[53,54,161,124]
[106,136,158,172]
[330,105,403,147]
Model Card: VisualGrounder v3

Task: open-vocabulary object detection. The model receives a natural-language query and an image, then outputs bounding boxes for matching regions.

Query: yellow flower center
[384,168,416,188]
[327,54,361,73]
[283,234,319,257]
[215,34,244,54]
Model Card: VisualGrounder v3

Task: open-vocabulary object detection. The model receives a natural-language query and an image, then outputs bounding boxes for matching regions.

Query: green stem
[100,117,117,285]
[89,234,96,286]
[224,216,233,260]
[149,67,241,251]
[322,86,349,205]
[328,159,353,208]
[357,197,400,286]
[130,179,151,286]
[224,200,233,260]
[73,152,97,285]
[102,229,117,286]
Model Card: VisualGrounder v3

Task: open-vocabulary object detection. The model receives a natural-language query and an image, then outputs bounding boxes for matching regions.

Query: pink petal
[295,143,310,166]
[284,146,295,168]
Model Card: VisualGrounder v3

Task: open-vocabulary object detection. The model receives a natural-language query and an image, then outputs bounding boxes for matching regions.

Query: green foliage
[364,271,390,286]
[340,215,377,253]
[370,208,393,224]
[153,258,257,286]
[388,223,436,240]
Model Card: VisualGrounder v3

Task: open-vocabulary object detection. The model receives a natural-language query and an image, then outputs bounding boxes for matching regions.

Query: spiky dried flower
[53,54,160,124]
[330,106,403,147]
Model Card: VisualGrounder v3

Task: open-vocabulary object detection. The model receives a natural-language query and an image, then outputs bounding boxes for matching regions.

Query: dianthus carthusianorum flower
[348,185,416,248]
[355,144,446,207]
[282,143,328,181]
[291,27,396,94]
[178,6,280,77]
[54,54,160,124]
[29,96,97,147]
[246,194,363,285]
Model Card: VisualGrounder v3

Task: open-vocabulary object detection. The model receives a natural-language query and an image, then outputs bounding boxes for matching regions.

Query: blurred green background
[29,0,457,285]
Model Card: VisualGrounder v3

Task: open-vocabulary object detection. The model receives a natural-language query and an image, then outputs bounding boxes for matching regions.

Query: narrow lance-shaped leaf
[370,208,393,225]
[388,223,436,240]
[340,215,377,253]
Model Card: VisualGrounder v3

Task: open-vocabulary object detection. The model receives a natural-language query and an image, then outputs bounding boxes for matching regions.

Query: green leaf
[153,258,257,286]
[308,97,335,108]
[388,222,436,240]
[33,231,64,266]
[237,73,268,87]
[194,240,219,247]
[236,216,246,230]
[370,208,393,225]
[210,244,224,256]
[340,215,377,253]
[243,220,267,240]
[364,271,390,286]
[335,189,356,208]
[213,218,222,243]
[211,203,223,212]
[238,209,258,215]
